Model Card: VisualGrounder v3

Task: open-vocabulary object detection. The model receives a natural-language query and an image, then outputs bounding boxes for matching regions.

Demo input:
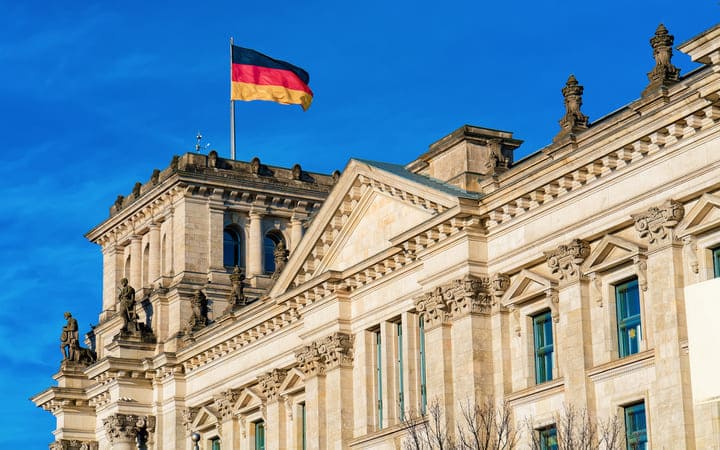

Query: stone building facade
[34,24,720,449]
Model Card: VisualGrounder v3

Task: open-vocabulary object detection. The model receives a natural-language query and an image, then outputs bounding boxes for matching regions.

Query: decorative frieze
[545,239,591,282]
[49,440,98,450]
[102,413,155,444]
[295,332,354,377]
[631,199,684,246]
[258,369,288,402]
[214,389,240,421]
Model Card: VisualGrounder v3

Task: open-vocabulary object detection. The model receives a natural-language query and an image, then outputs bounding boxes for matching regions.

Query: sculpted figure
[118,278,138,332]
[272,241,289,280]
[60,312,79,361]
[186,289,209,332]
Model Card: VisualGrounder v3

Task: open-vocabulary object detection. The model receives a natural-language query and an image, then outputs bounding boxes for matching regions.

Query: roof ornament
[554,74,589,142]
[643,24,680,96]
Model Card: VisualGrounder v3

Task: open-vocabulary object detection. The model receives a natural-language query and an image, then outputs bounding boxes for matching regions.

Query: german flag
[231,46,313,111]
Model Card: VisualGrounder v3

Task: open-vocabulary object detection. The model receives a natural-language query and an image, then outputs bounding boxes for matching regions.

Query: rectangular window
[624,402,648,450]
[300,403,306,450]
[538,425,558,450]
[616,278,641,358]
[211,437,221,450]
[255,421,265,450]
[418,316,427,415]
[533,311,554,384]
[713,247,720,279]
[376,331,383,429]
[397,322,405,419]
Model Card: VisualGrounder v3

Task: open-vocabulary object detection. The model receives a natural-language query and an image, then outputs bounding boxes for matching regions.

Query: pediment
[582,235,645,274]
[279,367,305,395]
[676,193,720,237]
[191,406,219,430]
[270,159,463,297]
[234,387,263,414]
[501,269,556,307]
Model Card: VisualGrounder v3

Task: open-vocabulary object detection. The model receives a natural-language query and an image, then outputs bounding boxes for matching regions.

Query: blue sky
[1,1,716,446]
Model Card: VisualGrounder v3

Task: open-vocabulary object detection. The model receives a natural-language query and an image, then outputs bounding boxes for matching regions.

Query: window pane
[224,229,241,267]
[255,421,265,450]
[713,247,720,279]
[533,312,554,384]
[539,426,558,450]
[211,438,221,450]
[397,322,404,419]
[624,402,647,450]
[616,278,641,358]
[376,331,383,428]
[418,317,427,414]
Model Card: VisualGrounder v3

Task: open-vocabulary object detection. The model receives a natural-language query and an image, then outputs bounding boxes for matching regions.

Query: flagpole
[230,37,236,160]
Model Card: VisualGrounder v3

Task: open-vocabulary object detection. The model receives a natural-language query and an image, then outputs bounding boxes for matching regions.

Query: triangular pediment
[676,193,720,237]
[279,367,305,395]
[234,387,263,414]
[501,269,556,307]
[191,406,219,430]
[270,159,464,298]
[582,235,645,273]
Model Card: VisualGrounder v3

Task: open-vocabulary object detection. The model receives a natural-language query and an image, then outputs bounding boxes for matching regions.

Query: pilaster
[148,223,161,286]
[129,235,142,291]
[290,215,304,252]
[259,369,288,450]
[248,211,264,277]
[208,203,225,276]
[102,244,124,319]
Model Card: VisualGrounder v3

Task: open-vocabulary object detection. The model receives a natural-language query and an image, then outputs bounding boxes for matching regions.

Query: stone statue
[272,241,289,280]
[118,278,138,333]
[60,312,79,361]
[225,266,247,314]
[60,312,97,365]
[185,290,209,333]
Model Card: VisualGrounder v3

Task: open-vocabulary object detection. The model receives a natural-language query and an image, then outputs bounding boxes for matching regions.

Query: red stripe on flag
[232,64,313,95]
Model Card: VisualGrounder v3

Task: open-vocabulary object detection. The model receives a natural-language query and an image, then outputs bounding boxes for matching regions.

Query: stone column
[248,211,264,277]
[102,244,124,318]
[103,413,155,450]
[319,332,354,448]
[148,223,161,287]
[296,343,326,450]
[259,369,288,450]
[129,235,143,291]
[544,239,592,405]
[208,204,225,275]
[290,215,304,252]
[379,321,398,427]
[214,389,241,449]
[401,312,420,415]
[632,199,694,448]
[415,288,455,428]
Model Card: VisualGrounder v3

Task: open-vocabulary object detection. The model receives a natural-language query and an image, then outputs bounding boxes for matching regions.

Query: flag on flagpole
[231,46,313,111]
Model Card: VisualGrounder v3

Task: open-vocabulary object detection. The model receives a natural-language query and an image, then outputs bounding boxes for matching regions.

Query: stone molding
[295,332,354,377]
[545,239,591,283]
[415,275,492,329]
[631,199,685,247]
[49,440,98,450]
[258,369,288,402]
[102,413,155,444]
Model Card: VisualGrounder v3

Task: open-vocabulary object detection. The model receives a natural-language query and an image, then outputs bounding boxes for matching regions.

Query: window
[418,316,427,415]
[263,231,285,273]
[210,437,221,450]
[713,246,720,279]
[616,278,641,358]
[254,421,265,450]
[223,227,244,267]
[538,425,558,450]
[624,402,647,450]
[375,331,383,429]
[533,311,554,384]
[142,244,150,287]
[397,322,405,419]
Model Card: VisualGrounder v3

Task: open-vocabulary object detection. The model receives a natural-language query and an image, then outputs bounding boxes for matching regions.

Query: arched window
[142,244,150,287]
[263,231,286,274]
[223,227,245,268]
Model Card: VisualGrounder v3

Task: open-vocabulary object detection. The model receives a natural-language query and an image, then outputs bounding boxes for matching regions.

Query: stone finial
[643,24,680,96]
[271,241,289,280]
[631,199,685,246]
[292,163,302,180]
[555,75,589,142]
[258,369,288,402]
[170,155,179,171]
[332,170,341,183]
[150,168,160,185]
[250,157,261,175]
[113,195,124,212]
[132,182,142,199]
[545,238,591,282]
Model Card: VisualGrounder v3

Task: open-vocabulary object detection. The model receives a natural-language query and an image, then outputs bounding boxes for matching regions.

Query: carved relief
[181,407,199,432]
[49,440,98,450]
[682,236,699,275]
[443,275,492,317]
[414,286,448,329]
[588,272,603,307]
[490,273,510,302]
[632,199,684,246]
[295,332,354,377]
[634,256,648,292]
[295,343,324,377]
[258,369,288,402]
[545,239,591,282]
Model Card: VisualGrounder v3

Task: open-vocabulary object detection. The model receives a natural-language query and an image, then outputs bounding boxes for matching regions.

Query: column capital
[49,440,98,450]
[545,238,590,283]
[102,413,155,444]
[632,199,684,248]
[213,389,239,421]
[249,209,266,219]
[295,332,354,377]
[258,368,288,402]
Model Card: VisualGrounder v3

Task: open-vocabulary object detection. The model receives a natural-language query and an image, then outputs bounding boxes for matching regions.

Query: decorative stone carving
[632,199,684,246]
[643,24,680,96]
[181,407,198,432]
[116,278,154,342]
[545,239,591,282]
[490,273,510,302]
[170,155,179,172]
[113,195,124,212]
[295,332,354,377]
[251,157,261,175]
[634,256,649,292]
[258,369,288,402]
[546,289,560,323]
[444,275,492,317]
[239,417,247,438]
[486,138,509,173]
[292,163,302,180]
[682,236,699,275]
[414,286,449,329]
[60,312,96,366]
[132,182,142,199]
[224,266,247,314]
[214,389,239,420]
[103,413,155,445]
[150,168,160,185]
[49,440,98,450]
[208,150,218,168]
[271,241,289,280]
[554,75,589,141]
[508,306,521,337]
[588,272,603,307]
[185,289,209,333]
[283,395,293,421]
